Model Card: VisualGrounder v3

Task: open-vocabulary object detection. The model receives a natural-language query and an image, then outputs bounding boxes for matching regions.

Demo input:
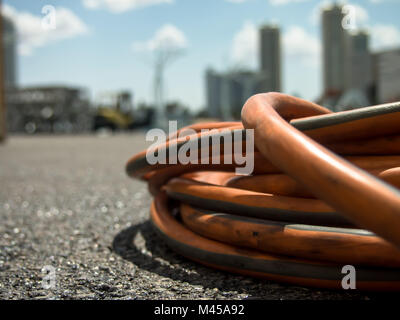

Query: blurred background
[1,0,400,300]
[0,0,399,137]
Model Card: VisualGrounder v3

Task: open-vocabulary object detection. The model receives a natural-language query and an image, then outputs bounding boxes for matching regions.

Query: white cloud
[226,0,312,5]
[369,0,395,3]
[225,0,249,3]
[3,4,89,56]
[346,3,369,28]
[283,26,321,67]
[230,23,320,70]
[231,22,258,69]
[269,0,311,5]
[310,1,368,28]
[132,24,187,52]
[371,24,400,50]
[82,0,173,13]
[310,1,338,25]
[308,1,400,51]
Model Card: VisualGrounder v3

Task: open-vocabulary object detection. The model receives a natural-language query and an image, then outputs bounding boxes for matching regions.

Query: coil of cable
[126,93,400,291]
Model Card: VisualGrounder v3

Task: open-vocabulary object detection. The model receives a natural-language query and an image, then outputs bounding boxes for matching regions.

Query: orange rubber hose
[126,93,400,290]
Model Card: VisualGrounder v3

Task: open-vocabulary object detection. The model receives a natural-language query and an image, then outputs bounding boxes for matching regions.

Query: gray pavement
[0,134,393,299]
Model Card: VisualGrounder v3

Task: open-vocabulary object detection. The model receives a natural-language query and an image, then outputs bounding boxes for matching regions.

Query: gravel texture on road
[0,134,396,300]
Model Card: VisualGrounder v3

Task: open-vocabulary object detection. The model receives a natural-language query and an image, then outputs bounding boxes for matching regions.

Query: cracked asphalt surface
[0,134,396,299]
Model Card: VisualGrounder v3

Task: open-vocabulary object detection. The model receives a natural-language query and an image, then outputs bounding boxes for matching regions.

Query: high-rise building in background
[3,15,17,89]
[345,30,372,91]
[320,3,378,111]
[205,23,282,120]
[322,3,346,96]
[219,73,243,120]
[372,48,400,103]
[206,3,400,117]
[205,69,266,120]
[220,71,268,119]
[259,24,281,92]
[334,30,373,111]
[205,68,222,119]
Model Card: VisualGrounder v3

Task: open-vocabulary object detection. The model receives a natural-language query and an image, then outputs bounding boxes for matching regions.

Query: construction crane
[152,41,184,129]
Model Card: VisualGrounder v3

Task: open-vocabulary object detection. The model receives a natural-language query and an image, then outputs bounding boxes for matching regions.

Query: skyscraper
[219,73,242,120]
[372,48,400,103]
[322,3,346,95]
[345,30,372,91]
[205,68,222,119]
[205,23,282,119]
[205,69,267,120]
[259,24,281,92]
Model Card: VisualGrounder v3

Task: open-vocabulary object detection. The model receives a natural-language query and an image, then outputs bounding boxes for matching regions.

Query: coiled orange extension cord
[126,92,400,291]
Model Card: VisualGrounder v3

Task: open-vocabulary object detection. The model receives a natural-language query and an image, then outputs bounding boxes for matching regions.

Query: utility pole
[153,58,165,129]
[0,0,6,143]
[152,47,183,130]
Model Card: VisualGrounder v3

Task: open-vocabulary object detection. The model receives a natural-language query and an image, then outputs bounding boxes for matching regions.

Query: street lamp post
[0,0,6,143]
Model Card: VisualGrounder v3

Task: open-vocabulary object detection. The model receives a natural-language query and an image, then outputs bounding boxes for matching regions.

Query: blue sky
[4,0,400,110]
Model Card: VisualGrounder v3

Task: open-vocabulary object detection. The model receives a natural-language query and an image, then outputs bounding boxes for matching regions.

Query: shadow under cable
[111,219,391,300]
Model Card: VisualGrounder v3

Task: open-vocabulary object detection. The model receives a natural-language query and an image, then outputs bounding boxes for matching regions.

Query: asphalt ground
[0,134,396,300]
